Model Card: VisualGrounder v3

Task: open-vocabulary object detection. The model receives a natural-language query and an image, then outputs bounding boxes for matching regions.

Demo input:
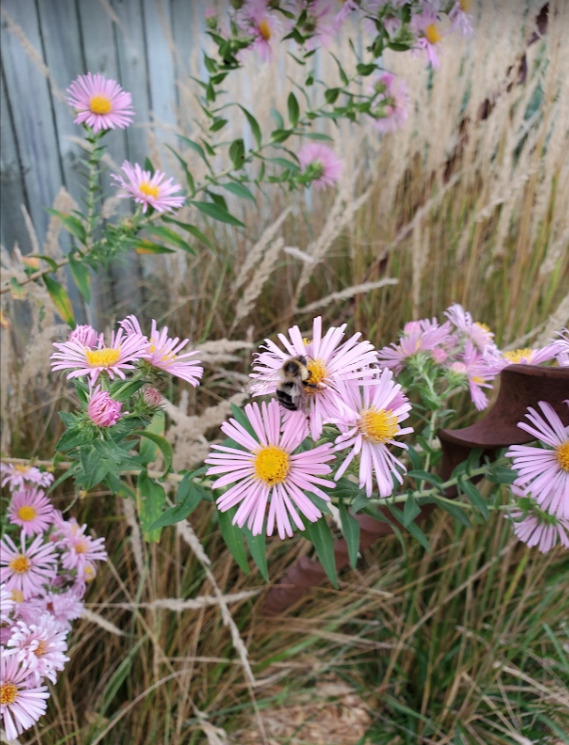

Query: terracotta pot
[263,365,568,616]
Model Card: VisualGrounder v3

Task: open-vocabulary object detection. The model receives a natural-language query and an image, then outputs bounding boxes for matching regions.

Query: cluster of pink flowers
[378,304,566,411]
[505,402,569,553]
[207,316,414,538]
[0,464,107,740]
[50,317,203,426]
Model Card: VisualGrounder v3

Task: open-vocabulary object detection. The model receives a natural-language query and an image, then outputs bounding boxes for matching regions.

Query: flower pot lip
[503,363,569,380]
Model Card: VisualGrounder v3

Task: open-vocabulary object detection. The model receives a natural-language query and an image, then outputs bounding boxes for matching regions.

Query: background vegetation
[1,2,568,743]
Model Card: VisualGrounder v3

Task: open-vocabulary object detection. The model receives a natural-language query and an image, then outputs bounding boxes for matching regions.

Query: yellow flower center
[139,181,160,199]
[254,446,290,485]
[15,464,30,474]
[459,0,472,11]
[89,95,112,115]
[11,589,24,603]
[471,375,484,385]
[0,682,18,705]
[306,358,327,390]
[425,23,442,45]
[504,348,533,363]
[359,407,398,444]
[556,442,569,472]
[17,505,37,522]
[258,19,272,40]
[85,347,121,368]
[475,322,491,334]
[34,640,48,658]
[9,555,31,574]
[75,538,89,555]
[84,565,96,582]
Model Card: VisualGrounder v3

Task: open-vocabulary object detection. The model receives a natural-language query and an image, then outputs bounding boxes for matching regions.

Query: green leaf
[43,275,75,328]
[271,128,293,144]
[191,200,244,227]
[68,254,91,303]
[238,105,262,148]
[270,107,284,129]
[162,217,213,249]
[403,493,422,526]
[218,508,249,575]
[243,528,269,581]
[47,209,86,244]
[431,495,473,528]
[387,504,431,552]
[305,518,337,588]
[324,87,341,104]
[210,117,228,133]
[179,136,213,173]
[266,157,300,172]
[287,92,300,127]
[137,471,166,543]
[338,501,360,569]
[407,469,443,488]
[229,138,246,169]
[144,226,193,253]
[356,62,377,76]
[28,254,58,273]
[220,181,256,203]
[165,144,196,196]
[459,478,489,519]
[134,241,176,255]
[132,425,173,477]
[300,132,334,142]
[329,52,349,86]
[147,473,208,531]
[109,379,144,402]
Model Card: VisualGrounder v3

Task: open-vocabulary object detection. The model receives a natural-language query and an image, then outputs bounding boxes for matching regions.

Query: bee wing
[246,375,282,396]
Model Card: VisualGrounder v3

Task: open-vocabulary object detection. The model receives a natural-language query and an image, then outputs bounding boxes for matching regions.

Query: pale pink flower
[4,614,69,685]
[0,655,50,741]
[51,516,108,577]
[378,319,453,372]
[296,0,337,49]
[448,341,495,411]
[448,1,474,37]
[298,143,343,189]
[368,72,409,134]
[68,324,98,348]
[7,487,56,537]
[112,161,185,214]
[206,400,335,539]
[484,343,562,375]
[411,6,444,68]
[19,590,84,631]
[121,315,203,386]
[50,327,148,384]
[0,583,15,623]
[237,0,283,62]
[250,316,378,439]
[0,533,58,600]
[66,72,134,132]
[506,401,569,520]
[334,0,359,30]
[87,386,123,427]
[0,463,54,491]
[508,489,569,554]
[444,303,495,352]
[333,370,413,497]
[553,328,569,367]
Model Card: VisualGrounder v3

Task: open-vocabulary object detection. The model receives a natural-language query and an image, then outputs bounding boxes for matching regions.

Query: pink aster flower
[87,385,123,426]
[0,583,15,623]
[51,516,108,577]
[66,72,134,132]
[333,370,413,497]
[7,487,56,537]
[50,326,148,384]
[506,401,569,520]
[378,319,453,372]
[484,342,562,375]
[448,341,495,411]
[508,488,569,554]
[0,655,50,741]
[296,0,337,49]
[553,328,569,367]
[19,590,85,631]
[206,400,335,539]
[120,315,203,386]
[68,324,98,348]
[237,0,283,62]
[368,72,410,134]
[411,6,444,68]
[1,462,54,491]
[0,533,58,600]
[112,161,185,214]
[448,0,474,37]
[4,614,70,685]
[334,0,359,31]
[444,303,496,352]
[298,143,343,190]
[250,316,378,440]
